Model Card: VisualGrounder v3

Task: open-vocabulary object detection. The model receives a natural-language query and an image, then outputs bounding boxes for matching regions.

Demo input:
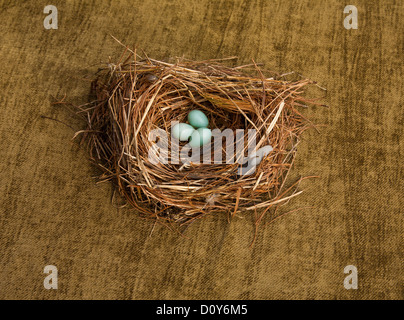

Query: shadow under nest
[76,50,321,234]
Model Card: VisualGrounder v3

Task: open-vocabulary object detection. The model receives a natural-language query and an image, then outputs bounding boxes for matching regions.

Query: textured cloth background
[0,0,402,300]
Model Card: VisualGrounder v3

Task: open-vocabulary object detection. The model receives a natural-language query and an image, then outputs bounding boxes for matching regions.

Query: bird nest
[76,49,320,231]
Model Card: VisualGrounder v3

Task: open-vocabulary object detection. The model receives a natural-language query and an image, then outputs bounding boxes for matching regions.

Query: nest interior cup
[78,51,317,228]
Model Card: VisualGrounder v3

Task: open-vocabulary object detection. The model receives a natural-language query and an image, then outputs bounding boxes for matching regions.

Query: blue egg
[171,123,195,141]
[189,128,212,147]
[188,110,209,128]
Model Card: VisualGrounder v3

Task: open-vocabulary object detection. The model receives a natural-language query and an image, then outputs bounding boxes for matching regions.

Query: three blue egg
[171,110,211,147]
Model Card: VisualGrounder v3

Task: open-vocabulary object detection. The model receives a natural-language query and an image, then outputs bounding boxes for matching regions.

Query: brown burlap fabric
[0,0,402,299]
